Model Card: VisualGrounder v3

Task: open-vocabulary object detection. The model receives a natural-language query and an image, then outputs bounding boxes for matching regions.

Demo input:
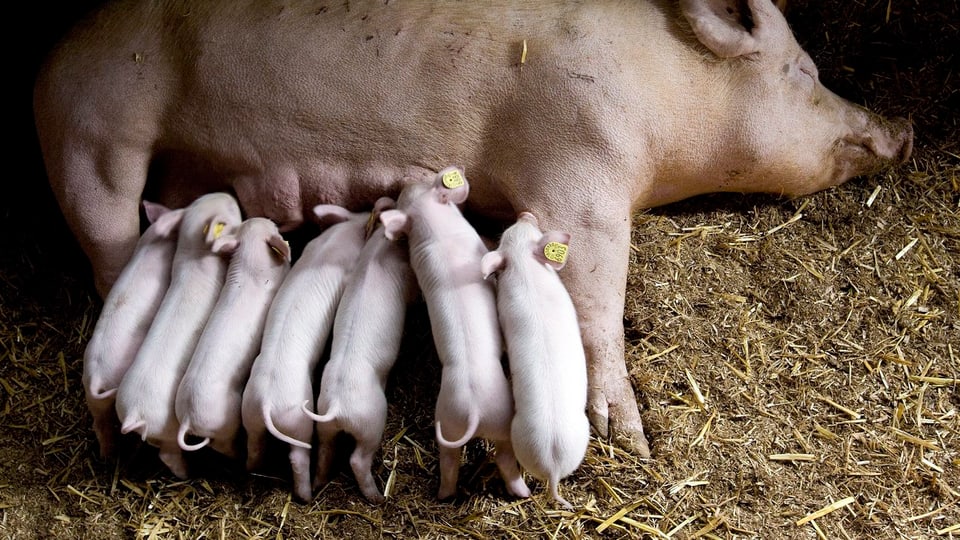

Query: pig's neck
[634,66,771,209]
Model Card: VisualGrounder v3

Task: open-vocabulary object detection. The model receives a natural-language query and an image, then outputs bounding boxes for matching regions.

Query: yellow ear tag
[365,211,378,239]
[543,241,569,265]
[270,243,287,260]
[441,169,465,189]
[212,222,226,239]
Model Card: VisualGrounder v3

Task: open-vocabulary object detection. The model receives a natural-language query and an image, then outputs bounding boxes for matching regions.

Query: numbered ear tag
[543,241,569,265]
[441,169,465,189]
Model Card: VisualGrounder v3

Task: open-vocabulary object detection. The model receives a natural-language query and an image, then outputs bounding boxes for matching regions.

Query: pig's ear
[312,204,353,227]
[149,208,185,238]
[211,234,239,255]
[373,197,397,213]
[143,201,172,224]
[480,251,505,279]
[679,0,775,58]
[379,209,409,241]
[267,234,291,263]
[435,166,470,206]
[535,231,571,271]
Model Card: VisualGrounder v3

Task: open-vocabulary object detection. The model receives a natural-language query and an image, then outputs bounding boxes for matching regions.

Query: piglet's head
[481,211,572,279]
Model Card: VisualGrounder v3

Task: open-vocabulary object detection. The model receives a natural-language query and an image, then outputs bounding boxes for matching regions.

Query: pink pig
[175,217,291,459]
[82,201,183,459]
[302,197,418,503]
[114,192,242,478]
[241,205,370,502]
[380,167,530,500]
[481,212,590,510]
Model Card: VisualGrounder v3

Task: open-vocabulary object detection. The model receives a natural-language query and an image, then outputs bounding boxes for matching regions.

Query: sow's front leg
[537,204,651,458]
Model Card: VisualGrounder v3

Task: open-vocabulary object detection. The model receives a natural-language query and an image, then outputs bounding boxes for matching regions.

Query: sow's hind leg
[44,144,149,298]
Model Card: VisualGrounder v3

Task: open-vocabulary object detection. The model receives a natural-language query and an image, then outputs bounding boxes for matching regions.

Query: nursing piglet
[175,217,291,459]
[380,167,529,500]
[241,205,370,502]
[481,212,589,510]
[303,197,418,503]
[83,201,183,459]
[114,192,242,478]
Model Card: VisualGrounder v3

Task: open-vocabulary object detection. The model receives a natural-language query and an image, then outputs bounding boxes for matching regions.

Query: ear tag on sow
[441,169,465,189]
[543,241,569,265]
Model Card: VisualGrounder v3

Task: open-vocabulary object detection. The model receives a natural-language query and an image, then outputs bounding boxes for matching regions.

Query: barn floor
[3,1,957,538]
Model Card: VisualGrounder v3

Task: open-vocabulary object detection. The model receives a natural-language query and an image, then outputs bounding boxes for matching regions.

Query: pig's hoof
[364,492,386,505]
[587,374,651,458]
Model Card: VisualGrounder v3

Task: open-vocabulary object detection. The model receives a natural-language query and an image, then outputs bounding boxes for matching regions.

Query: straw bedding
[3,1,956,538]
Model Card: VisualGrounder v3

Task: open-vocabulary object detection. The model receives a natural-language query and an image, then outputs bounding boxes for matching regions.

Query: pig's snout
[890,117,914,164]
[859,116,913,165]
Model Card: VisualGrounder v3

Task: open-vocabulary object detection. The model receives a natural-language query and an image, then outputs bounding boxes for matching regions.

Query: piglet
[175,217,291,459]
[114,192,242,478]
[302,197,418,503]
[380,167,530,500]
[82,201,183,459]
[481,212,589,510]
[241,204,370,502]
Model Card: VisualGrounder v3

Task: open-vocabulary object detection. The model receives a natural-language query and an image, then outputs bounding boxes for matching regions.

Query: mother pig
[33,0,912,454]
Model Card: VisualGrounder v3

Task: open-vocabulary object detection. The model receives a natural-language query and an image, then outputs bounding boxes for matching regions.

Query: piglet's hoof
[587,370,651,459]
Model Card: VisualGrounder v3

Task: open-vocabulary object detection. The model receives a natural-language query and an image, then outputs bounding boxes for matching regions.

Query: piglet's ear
[373,197,397,213]
[149,208,185,239]
[379,209,409,241]
[480,251,505,280]
[211,234,239,255]
[143,201,171,224]
[435,166,469,206]
[535,231,572,271]
[312,204,353,227]
[267,234,291,262]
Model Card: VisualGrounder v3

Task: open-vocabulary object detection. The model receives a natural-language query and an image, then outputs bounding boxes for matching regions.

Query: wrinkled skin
[34,0,913,455]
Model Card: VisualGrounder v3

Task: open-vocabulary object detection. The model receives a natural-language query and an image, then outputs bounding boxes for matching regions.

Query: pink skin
[381,167,530,501]
[82,201,183,459]
[114,192,242,478]
[35,0,913,455]
[240,205,370,503]
[174,217,291,459]
[481,212,590,510]
[301,197,418,504]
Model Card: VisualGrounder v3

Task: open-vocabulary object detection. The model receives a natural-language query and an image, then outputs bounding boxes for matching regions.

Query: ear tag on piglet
[364,211,378,239]
[203,222,226,239]
[441,169,465,190]
[543,241,569,265]
[270,241,289,260]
